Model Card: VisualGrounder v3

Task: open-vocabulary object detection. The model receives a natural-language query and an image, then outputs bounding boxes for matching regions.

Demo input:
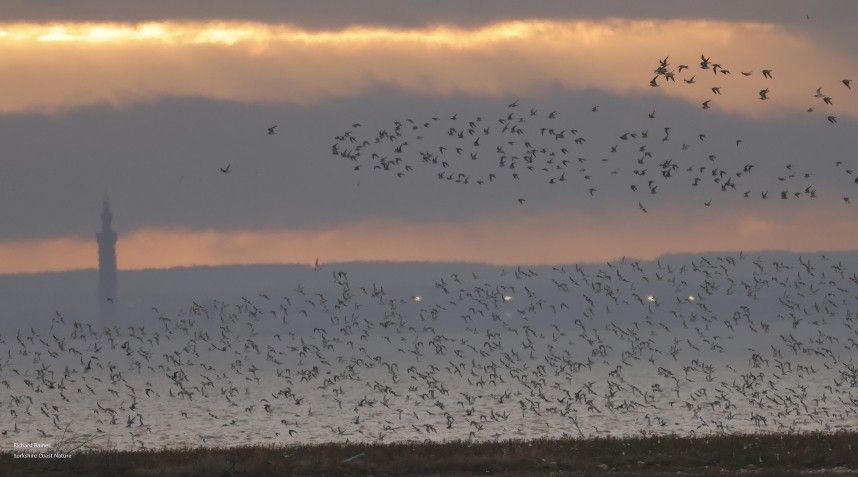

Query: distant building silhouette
[97,197,117,322]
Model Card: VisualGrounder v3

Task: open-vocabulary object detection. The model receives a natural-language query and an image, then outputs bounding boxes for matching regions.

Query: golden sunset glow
[4,13,858,277]
[0,21,558,46]
[1,19,855,117]
[3,207,858,274]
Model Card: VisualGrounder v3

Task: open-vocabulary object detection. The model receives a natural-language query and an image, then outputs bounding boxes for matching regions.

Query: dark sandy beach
[3,431,857,476]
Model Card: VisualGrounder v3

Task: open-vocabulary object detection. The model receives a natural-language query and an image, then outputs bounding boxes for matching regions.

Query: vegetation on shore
[3,431,857,476]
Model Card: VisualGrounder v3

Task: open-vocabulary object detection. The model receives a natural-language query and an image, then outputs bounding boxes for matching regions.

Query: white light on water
[503,295,513,302]
[646,294,656,302]
[412,295,422,302]
[688,295,696,301]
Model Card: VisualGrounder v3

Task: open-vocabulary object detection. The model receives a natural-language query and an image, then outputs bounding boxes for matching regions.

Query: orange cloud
[0,19,855,117]
[2,205,857,274]
[0,237,96,274]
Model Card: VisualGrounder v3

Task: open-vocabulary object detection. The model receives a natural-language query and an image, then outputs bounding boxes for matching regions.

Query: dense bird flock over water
[2,253,858,450]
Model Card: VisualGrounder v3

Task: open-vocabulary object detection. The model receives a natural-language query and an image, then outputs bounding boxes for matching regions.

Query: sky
[1,0,857,274]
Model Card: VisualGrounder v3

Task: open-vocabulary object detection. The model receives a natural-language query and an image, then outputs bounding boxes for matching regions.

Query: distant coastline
[4,249,858,328]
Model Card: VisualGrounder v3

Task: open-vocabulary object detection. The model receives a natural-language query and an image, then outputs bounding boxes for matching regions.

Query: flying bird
[220,164,231,173]
[267,125,278,135]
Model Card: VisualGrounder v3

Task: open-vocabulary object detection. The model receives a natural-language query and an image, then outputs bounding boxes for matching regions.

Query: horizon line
[3,248,856,277]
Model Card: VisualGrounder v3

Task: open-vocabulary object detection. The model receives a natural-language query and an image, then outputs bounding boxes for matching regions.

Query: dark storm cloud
[0,87,854,242]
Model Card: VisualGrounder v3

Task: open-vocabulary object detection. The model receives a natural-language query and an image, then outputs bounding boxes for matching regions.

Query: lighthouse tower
[97,197,118,323]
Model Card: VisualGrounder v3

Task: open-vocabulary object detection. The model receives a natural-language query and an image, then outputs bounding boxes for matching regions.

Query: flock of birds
[4,52,858,452]
[328,54,853,210]
[2,252,858,449]
[650,55,851,123]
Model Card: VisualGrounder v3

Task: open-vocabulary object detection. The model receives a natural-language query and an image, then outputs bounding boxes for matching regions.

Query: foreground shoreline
[3,431,858,476]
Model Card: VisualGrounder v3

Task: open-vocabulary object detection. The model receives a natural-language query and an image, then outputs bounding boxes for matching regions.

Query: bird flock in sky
[328,53,853,210]
[2,253,858,449]
[649,55,850,124]
[4,50,858,452]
